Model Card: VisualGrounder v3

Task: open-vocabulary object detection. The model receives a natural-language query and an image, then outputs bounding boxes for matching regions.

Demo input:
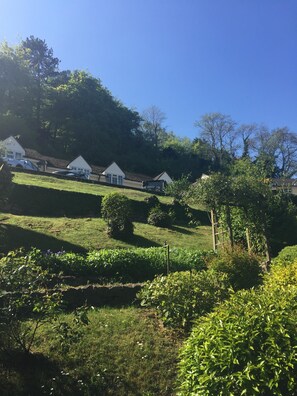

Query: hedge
[178,285,297,395]
[7,184,210,224]
[3,248,213,283]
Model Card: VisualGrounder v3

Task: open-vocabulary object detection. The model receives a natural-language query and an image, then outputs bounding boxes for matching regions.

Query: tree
[18,36,60,136]
[195,113,237,169]
[141,105,166,148]
[101,193,134,239]
[187,159,297,259]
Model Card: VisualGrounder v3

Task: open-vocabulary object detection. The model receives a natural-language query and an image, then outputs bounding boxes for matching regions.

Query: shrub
[273,244,297,267]
[101,193,134,239]
[178,285,297,395]
[147,205,172,228]
[138,270,231,330]
[207,247,262,290]
[144,194,159,208]
[264,259,297,289]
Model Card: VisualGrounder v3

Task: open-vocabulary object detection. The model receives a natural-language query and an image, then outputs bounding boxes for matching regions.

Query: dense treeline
[1,36,297,178]
[0,36,210,178]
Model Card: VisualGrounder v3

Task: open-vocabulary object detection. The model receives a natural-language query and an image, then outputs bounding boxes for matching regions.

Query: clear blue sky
[1,0,297,139]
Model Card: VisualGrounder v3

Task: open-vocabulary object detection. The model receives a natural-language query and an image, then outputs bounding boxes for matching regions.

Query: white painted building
[102,162,125,185]
[67,155,92,178]
[1,136,25,159]
[154,171,173,184]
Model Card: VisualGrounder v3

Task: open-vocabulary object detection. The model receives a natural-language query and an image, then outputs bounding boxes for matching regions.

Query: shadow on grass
[0,350,80,396]
[170,225,194,235]
[120,233,161,248]
[0,224,87,254]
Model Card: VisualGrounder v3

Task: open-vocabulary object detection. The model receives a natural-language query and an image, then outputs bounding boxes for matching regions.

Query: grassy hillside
[0,213,212,252]
[0,171,212,253]
[12,172,173,204]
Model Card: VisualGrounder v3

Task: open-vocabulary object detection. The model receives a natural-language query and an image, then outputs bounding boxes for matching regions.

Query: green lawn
[12,172,173,203]
[0,213,212,252]
[2,307,182,396]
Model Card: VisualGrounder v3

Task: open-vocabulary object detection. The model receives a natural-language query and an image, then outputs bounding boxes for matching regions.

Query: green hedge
[178,285,297,395]
[7,248,213,283]
[8,184,210,224]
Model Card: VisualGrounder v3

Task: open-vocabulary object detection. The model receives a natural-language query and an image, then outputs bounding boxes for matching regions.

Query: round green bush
[101,193,134,239]
[147,205,172,228]
[208,248,262,290]
[178,286,297,395]
[138,270,231,330]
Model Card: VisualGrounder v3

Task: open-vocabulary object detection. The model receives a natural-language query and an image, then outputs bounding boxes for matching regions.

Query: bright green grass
[0,213,212,252]
[1,308,182,396]
[12,172,173,204]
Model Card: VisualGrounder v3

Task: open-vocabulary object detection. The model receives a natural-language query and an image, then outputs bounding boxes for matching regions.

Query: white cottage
[102,162,125,185]
[2,136,25,159]
[67,155,92,178]
[154,171,173,184]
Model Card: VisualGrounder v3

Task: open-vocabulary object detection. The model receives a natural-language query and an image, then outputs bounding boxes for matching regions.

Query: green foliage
[6,248,213,283]
[207,248,263,291]
[0,161,13,206]
[0,249,63,354]
[147,205,172,228]
[272,245,297,267]
[164,174,191,202]
[101,193,134,239]
[138,270,231,330]
[264,259,297,289]
[178,285,297,395]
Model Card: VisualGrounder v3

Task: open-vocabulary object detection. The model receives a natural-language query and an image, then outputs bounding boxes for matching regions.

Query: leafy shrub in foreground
[264,259,297,289]
[178,285,297,396]
[273,244,297,267]
[207,247,262,290]
[138,270,231,330]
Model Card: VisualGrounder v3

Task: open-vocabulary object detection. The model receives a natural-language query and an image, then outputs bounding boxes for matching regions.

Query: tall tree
[141,105,166,148]
[195,113,237,169]
[18,36,60,136]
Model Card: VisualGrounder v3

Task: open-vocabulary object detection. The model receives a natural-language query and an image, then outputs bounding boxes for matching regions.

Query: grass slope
[2,308,182,396]
[0,213,212,252]
[12,172,172,203]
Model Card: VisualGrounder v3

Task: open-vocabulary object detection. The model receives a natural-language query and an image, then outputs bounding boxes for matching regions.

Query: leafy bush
[147,205,172,228]
[264,259,297,289]
[5,248,213,283]
[101,193,134,239]
[0,250,63,354]
[138,270,231,330]
[144,194,159,208]
[273,244,297,267]
[207,248,262,290]
[178,285,297,395]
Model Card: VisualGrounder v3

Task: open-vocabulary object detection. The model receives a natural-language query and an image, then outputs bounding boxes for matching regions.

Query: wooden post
[246,227,252,254]
[210,209,217,252]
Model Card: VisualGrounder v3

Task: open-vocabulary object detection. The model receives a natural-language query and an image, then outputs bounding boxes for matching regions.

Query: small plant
[147,205,172,228]
[138,270,231,331]
[101,193,134,239]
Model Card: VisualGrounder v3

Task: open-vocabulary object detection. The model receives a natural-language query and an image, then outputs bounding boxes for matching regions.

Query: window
[112,174,118,184]
[6,151,13,159]
[118,176,123,185]
[15,152,22,159]
[106,174,111,183]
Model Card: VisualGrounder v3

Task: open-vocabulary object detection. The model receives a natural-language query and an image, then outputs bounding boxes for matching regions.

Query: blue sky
[1,0,297,139]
